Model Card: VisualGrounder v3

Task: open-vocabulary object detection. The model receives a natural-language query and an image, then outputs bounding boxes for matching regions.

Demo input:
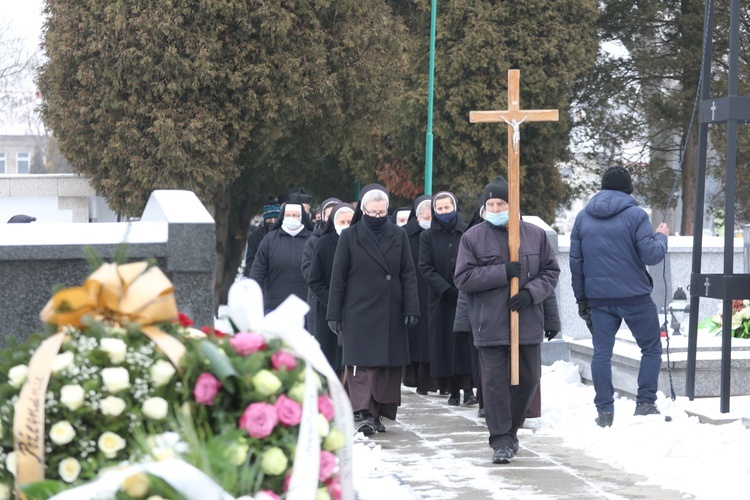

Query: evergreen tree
[385,0,599,221]
[38,0,408,305]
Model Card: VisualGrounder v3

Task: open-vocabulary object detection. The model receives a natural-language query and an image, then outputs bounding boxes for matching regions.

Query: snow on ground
[352,361,750,499]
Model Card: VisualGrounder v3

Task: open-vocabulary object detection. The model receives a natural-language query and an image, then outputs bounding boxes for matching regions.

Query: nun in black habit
[418,191,475,406]
[248,201,314,314]
[327,184,420,435]
[308,202,355,375]
[401,195,440,394]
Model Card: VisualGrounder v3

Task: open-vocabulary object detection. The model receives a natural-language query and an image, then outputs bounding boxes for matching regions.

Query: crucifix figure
[470,69,559,385]
[501,115,527,154]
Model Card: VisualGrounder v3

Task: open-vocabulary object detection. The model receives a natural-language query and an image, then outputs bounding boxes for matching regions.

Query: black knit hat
[601,167,633,194]
[481,176,509,207]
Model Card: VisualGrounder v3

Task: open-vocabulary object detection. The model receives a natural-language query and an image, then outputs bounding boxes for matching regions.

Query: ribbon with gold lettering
[14,262,187,488]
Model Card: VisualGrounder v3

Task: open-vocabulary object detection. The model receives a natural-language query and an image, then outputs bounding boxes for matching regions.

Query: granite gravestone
[0,190,215,345]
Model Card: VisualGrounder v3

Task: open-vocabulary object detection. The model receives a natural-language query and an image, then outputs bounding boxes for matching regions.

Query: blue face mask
[485,210,508,227]
[434,211,456,224]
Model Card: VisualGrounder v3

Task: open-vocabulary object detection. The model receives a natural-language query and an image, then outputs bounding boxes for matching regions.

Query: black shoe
[477,407,486,418]
[416,389,428,395]
[463,395,479,406]
[447,396,460,406]
[374,416,386,433]
[357,416,376,436]
[595,412,614,428]
[492,446,514,464]
[439,389,450,396]
[634,402,660,416]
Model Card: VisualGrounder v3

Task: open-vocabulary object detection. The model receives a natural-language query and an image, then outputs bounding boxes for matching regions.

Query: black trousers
[479,344,541,450]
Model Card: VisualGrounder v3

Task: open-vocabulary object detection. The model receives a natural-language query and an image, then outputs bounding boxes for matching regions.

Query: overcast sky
[5,0,44,52]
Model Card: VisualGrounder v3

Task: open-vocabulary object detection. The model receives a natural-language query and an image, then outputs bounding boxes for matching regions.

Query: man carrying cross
[454,177,559,464]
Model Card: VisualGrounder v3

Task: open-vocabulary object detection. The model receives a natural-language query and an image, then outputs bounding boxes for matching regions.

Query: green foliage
[385,0,599,221]
[19,480,68,499]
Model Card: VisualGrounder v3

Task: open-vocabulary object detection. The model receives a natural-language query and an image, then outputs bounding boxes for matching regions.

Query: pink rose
[271,350,298,371]
[283,473,291,492]
[256,492,280,500]
[318,395,334,422]
[275,395,302,426]
[229,332,266,356]
[193,373,222,406]
[239,402,278,438]
[319,450,337,482]
[327,477,342,500]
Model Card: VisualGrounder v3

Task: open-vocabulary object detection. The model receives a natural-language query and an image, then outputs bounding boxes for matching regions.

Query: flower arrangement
[173,279,354,499]
[0,263,353,499]
[0,318,186,498]
[698,300,750,339]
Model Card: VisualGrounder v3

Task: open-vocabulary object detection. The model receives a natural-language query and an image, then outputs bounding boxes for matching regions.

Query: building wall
[0,135,42,174]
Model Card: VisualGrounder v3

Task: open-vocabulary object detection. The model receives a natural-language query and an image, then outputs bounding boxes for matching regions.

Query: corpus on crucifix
[470,69,559,385]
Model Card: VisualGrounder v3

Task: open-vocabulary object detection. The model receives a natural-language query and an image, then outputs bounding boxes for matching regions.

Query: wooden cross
[470,69,559,385]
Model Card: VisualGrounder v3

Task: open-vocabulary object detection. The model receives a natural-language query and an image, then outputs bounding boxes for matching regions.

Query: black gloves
[508,289,533,311]
[328,321,343,335]
[404,315,419,328]
[505,261,522,279]
[545,330,558,341]
[442,287,459,303]
[578,300,594,334]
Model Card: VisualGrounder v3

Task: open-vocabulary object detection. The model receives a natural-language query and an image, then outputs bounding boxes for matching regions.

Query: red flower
[200,325,228,339]
[177,312,194,327]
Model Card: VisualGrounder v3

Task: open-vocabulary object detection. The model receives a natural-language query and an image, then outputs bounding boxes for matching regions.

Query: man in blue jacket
[570,166,670,428]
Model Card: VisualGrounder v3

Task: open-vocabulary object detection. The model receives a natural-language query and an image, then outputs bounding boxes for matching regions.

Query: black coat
[308,231,343,371]
[418,217,473,377]
[243,223,271,277]
[248,227,311,311]
[405,217,431,362]
[327,222,420,367]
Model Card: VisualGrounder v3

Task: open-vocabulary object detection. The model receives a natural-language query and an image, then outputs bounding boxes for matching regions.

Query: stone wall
[0,190,215,345]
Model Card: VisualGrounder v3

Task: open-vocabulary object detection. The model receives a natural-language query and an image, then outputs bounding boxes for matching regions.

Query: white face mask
[418,219,431,230]
[282,217,302,231]
[334,224,347,235]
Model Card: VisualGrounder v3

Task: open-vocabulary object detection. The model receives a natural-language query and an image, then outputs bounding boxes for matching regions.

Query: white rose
[101,367,131,393]
[0,482,10,500]
[98,431,126,459]
[60,384,85,411]
[52,351,75,374]
[101,396,127,416]
[100,338,128,365]
[186,328,207,339]
[150,360,176,388]
[8,365,28,389]
[58,457,81,483]
[5,451,17,477]
[317,413,330,438]
[49,421,76,445]
[142,397,168,420]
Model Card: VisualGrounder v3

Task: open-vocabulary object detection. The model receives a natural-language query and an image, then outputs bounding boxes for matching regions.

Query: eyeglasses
[364,209,388,218]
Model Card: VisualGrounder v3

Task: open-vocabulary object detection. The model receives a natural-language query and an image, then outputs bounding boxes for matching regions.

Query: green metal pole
[424,0,437,195]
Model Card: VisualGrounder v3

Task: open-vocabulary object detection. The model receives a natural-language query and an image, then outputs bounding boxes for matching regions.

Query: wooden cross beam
[470,69,559,385]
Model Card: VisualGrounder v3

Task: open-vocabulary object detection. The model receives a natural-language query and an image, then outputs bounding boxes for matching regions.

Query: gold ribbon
[14,262,188,488]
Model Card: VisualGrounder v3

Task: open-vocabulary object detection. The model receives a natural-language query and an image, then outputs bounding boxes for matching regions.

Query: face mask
[282,217,302,231]
[335,224,347,235]
[485,210,508,227]
[434,211,456,224]
[418,219,431,230]
[364,214,387,228]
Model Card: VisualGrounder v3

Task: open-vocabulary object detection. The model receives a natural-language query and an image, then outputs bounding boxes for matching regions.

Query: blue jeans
[590,302,662,413]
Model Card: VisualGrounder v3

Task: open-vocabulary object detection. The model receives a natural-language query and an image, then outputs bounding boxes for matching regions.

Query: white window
[17,152,30,174]
[0,152,5,173]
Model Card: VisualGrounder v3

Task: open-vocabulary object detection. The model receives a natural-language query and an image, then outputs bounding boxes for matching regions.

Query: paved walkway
[358,387,692,500]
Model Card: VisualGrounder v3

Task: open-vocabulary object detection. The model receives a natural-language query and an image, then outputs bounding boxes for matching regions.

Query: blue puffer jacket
[570,190,667,306]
